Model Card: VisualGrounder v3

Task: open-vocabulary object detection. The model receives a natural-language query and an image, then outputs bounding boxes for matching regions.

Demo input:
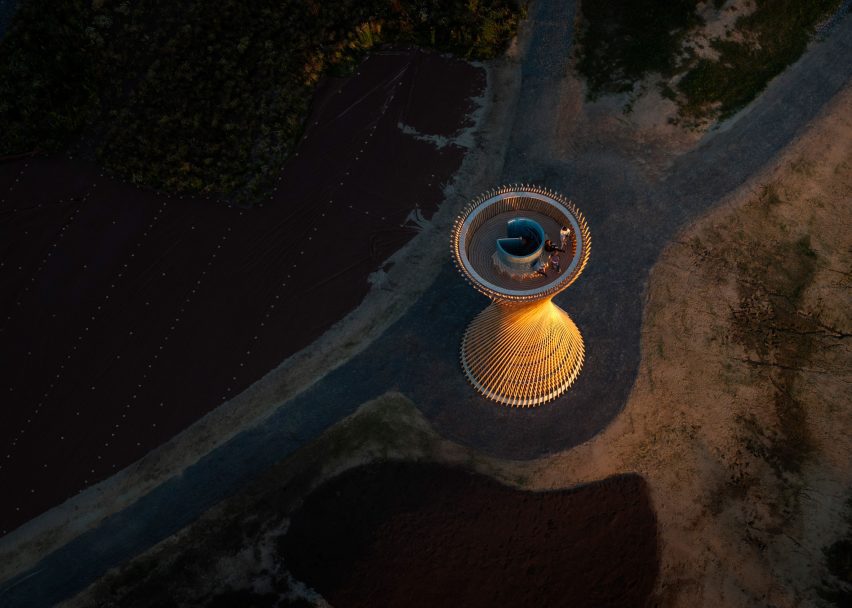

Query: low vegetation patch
[575,0,844,125]
[0,0,522,202]
[728,191,820,476]
[677,0,844,123]
[575,0,701,98]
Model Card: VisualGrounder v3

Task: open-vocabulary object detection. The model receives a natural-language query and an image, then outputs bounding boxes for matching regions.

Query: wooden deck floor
[465,210,576,291]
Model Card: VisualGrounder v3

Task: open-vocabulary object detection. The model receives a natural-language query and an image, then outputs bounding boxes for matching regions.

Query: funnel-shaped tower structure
[451,185,591,407]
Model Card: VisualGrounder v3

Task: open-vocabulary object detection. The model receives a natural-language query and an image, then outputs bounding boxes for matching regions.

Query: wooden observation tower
[451,185,591,407]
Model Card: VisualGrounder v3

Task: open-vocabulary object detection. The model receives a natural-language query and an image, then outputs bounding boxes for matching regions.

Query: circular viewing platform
[452,186,590,303]
[451,185,592,407]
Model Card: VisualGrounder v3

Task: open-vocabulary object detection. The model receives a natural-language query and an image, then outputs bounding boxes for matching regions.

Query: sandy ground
[517,83,852,607]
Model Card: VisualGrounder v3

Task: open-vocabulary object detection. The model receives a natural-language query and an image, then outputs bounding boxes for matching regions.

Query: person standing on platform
[549,252,561,274]
[559,225,571,250]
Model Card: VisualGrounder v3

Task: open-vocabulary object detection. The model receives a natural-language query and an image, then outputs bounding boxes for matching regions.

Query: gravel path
[1,2,850,606]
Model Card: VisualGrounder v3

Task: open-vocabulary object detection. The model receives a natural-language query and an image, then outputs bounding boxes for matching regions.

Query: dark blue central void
[497,217,544,256]
[496,217,545,272]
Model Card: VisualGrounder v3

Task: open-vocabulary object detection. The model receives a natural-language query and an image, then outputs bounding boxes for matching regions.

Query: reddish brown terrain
[280,462,659,608]
[0,50,484,536]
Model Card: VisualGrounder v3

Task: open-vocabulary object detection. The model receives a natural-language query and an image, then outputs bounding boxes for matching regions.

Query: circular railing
[451,185,591,303]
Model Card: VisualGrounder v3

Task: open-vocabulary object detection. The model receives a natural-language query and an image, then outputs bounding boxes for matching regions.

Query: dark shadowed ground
[281,463,658,608]
[0,0,17,39]
[0,50,483,536]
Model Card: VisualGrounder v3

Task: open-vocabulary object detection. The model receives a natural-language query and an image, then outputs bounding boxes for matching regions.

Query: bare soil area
[0,49,484,537]
[59,396,658,608]
[281,462,657,608]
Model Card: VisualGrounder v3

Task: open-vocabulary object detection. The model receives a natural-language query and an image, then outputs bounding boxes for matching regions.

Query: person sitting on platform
[536,251,562,277]
[544,239,564,253]
[550,251,561,274]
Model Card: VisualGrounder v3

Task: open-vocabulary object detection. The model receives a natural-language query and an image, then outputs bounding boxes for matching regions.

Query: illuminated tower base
[451,185,591,407]
[461,299,584,407]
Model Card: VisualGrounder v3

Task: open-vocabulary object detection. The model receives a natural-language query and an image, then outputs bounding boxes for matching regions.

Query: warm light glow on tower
[451,185,591,407]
